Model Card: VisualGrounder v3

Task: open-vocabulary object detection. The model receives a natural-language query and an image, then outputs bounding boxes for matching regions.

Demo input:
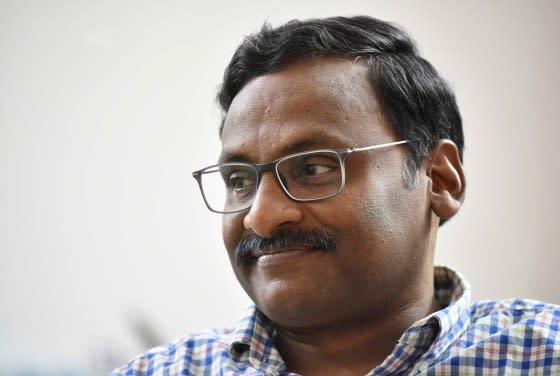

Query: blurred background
[1,0,559,374]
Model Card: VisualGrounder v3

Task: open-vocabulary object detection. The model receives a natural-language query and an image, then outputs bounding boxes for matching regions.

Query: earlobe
[427,140,466,220]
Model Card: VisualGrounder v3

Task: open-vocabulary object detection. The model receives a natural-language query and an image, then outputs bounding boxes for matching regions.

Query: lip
[253,246,319,266]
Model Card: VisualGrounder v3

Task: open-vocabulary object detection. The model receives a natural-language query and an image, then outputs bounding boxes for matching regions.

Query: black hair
[217,15,463,187]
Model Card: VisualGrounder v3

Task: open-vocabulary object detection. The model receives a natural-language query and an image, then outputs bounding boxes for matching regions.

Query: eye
[227,170,256,191]
[296,154,339,177]
[302,163,332,176]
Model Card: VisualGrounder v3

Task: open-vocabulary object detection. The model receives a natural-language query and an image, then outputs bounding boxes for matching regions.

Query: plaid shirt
[111,267,560,375]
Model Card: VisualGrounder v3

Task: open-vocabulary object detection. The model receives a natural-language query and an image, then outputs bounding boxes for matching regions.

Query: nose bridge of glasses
[254,160,289,197]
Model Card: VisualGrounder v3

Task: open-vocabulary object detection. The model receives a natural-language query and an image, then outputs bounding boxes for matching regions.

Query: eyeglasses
[192,140,408,214]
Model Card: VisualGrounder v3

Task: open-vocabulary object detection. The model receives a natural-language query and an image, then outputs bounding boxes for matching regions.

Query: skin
[220,57,465,375]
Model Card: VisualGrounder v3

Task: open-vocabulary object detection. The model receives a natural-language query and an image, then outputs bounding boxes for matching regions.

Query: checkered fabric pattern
[111,267,560,375]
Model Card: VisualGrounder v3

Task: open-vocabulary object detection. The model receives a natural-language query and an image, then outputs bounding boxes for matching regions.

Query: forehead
[220,58,391,161]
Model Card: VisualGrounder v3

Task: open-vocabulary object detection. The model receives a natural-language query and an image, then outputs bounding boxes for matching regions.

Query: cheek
[347,172,400,237]
[355,167,431,257]
[360,177,403,232]
[222,213,245,259]
[340,161,425,254]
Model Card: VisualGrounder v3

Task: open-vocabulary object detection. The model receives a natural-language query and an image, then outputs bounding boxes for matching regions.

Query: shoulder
[422,299,560,373]
[109,306,269,375]
[461,299,560,362]
[109,328,234,376]
[469,298,560,328]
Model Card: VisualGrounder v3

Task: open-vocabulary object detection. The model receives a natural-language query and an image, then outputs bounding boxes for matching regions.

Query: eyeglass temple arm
[349,140,409,154]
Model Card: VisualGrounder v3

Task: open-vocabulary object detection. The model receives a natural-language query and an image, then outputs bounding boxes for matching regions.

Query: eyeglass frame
[192,139,409,214]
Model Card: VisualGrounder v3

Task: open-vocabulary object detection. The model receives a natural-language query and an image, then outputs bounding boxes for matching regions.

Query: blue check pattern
[111,267,560,375]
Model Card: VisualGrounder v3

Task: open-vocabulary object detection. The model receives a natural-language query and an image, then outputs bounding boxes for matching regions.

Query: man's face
[220,58,435,329]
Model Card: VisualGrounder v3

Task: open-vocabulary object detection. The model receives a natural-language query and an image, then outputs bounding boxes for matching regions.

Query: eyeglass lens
[199,151,344,213]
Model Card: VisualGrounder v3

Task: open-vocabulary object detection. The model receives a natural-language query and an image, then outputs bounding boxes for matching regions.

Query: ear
[426,139,466,220]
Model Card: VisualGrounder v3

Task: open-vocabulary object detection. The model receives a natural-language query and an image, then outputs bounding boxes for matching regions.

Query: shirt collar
[398,266,472,369]
[223,305,286,373]
[427,266,472,356]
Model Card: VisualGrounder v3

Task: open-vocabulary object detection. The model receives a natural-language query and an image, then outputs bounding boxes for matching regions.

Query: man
[112,16,560,375]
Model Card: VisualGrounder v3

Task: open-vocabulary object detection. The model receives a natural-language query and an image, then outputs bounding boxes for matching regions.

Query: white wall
[1,0,559,374]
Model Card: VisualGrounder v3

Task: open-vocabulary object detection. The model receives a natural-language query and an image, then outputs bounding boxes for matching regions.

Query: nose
[243,172,304,238]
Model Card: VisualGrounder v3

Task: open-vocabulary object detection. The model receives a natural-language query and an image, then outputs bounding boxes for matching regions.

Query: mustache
[235,228,340,266]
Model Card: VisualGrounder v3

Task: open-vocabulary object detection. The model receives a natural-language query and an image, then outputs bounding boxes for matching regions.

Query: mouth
[251,245,322,265]
[251,244,319,258]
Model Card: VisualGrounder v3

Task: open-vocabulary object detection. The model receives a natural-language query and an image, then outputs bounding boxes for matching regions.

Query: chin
[247,276,341,328]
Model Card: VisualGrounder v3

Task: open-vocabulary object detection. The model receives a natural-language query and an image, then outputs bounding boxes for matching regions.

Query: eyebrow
[218,132,347,164]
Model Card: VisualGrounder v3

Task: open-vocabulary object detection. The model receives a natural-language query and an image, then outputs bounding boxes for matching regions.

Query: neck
[274,282,441,376]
